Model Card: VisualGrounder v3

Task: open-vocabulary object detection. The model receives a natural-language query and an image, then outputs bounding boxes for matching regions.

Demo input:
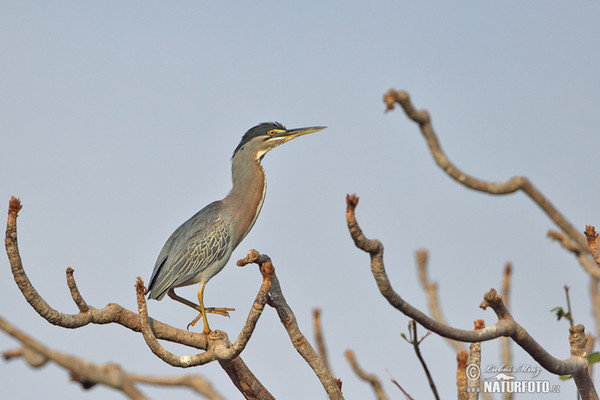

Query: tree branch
[415,249,466,353]
[345,194,594,386]
[134,259,273,367]
[548,230,600,279]
[383,89,590,254]
[585,226,600,268]
[0,315,225,399]
[0,315,148,399]
[313,308,334,377]
[237,250,344,400]
[345,350,388,400]
[406,321,439,400]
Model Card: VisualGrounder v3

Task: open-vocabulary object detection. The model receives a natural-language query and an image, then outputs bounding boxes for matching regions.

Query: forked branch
[237,250,344,400]
[345,194,596,397]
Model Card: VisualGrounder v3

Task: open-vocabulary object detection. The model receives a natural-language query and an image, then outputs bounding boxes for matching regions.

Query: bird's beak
[284,126,327,140]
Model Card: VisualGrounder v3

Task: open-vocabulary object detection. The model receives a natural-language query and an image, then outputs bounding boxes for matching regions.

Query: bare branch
[416,249,466,353]
[468,320,484,400]
[346,194,594,381]
[407,321,439,400]
[384,90,590,254]
[500,264,513,400]
[548,230,600,280]
[345,350,388,400]
[388,373,415,400]
[591,277,600,341]
[312,308,334,377]
[457,350,468,400]
[585,225,600,268]
[564,285,575,328]
[0,315,148,399]
[570,325,599,400]
[65,267,90,312]
[127,373,225,400]
[237,249,344,400]
[1,316,226,399]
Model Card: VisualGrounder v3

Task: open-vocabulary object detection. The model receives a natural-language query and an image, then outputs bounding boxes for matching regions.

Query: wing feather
[148,202,232,300]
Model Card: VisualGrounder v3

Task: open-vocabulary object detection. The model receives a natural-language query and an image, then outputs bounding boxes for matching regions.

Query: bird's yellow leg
[187,281,210,333]
[167,288,234,316]
[186,282,236,333]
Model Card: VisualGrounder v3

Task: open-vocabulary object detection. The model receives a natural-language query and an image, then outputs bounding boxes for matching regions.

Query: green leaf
[559,374,573,381]
[550,306,569,321]
[587,352,600,365]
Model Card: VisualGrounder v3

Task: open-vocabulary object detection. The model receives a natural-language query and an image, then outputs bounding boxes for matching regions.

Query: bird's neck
[222,154,266,247]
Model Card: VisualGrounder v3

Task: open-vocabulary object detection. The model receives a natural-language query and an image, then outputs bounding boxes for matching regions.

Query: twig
[500,264,513,400]
[585,226,600,268]
[313,308,334,376]
[457,350,468,400]
[237,250,344,400]
[416,249,466,353]
[548,230,600,279]
[388,372,414,400]
[407,321,439,400]
[590,277,600,342]
[564,285,575,328]
[468,320,484,400]
[345,350,388,400]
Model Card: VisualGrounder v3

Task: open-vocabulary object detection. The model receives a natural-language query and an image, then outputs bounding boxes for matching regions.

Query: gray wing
[148,201,232,300]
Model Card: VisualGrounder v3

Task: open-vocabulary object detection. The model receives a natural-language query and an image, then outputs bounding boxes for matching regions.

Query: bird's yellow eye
[268,129,275,136]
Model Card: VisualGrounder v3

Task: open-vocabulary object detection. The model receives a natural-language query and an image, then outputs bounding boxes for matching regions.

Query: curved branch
[345,194,592,380]
[383,90,589,254]
[66,267,90,313]
[345,350,388,400]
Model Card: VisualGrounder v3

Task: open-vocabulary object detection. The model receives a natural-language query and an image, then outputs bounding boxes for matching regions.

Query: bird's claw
[205,307,235,317]
[186,307,235,330]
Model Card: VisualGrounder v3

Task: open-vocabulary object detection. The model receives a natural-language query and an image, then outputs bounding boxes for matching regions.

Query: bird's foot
[204,307,235,317]
[186,307,235,331]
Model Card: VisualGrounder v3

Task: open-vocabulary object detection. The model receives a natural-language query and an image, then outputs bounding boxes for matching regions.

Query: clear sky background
[2,2,599,399]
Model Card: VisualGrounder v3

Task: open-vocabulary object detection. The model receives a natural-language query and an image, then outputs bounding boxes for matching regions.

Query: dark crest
[233,122,286,157]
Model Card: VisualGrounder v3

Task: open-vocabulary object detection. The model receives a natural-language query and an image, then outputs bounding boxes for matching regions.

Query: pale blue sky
[2,2,599,399]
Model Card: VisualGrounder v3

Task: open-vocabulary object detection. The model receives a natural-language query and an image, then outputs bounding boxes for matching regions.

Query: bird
[147,122,326,334]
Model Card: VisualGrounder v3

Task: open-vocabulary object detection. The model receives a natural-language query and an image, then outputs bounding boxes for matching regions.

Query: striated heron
[147,122,326,333]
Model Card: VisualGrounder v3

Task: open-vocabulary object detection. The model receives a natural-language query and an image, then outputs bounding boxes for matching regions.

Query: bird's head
[233,122,326,160]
